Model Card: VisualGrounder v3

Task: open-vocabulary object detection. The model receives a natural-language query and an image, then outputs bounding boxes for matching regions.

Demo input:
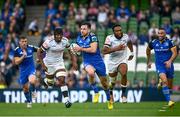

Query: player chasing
[146,28,177,108]
[14,36,38,108]
[73,22,113,109]
[37,27,77,108]
[102,24,134,103]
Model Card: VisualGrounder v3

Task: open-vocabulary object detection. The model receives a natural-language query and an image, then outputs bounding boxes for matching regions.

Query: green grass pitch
[0,102,180,116]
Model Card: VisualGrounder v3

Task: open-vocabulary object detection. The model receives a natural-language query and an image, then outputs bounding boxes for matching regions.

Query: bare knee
[56,77,65,87]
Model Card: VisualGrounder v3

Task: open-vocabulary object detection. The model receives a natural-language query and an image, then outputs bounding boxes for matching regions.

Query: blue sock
[90,83,99,93]
[105,89,110,101]
[162,85,170,102]
[29,83,35,92]
[24,92,31,103]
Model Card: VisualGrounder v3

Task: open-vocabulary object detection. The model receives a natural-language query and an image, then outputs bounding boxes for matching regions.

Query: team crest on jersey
[164,42,169,47]
[155,43,159,47]
[28,49,32,53]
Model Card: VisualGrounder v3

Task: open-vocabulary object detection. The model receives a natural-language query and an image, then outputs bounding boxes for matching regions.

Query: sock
[105,89,110,101]
[90,83,99,93]
[61,85,69,102]
[162,85,170,102]
[109,76,116,95]
[121,84,127,97]
[29,83,35,92]
[24,92,31,103]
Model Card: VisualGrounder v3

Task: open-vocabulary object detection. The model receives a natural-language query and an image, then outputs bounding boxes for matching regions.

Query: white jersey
[104,34,130,65]
[42,36,70,65]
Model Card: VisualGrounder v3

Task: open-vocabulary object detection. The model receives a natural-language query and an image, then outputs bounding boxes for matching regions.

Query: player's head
[54,27,63,42]
[80,22,91,37]
[112,24,123,39]
[158,28,166,41]
[19,36,27,49]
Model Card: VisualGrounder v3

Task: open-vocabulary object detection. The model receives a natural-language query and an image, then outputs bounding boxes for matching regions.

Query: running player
[73,22,113,109]
[146,28,177,107]
[102,24,134,103]
[14,36,38,108]
[37,27,77,108]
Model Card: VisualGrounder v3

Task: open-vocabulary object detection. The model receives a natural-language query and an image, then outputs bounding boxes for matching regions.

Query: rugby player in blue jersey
[146,28,177,107]
[14,36,38,108]
[73,22,113,109]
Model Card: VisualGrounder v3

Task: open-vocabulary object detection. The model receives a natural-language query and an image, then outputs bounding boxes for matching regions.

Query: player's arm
[14,49,26,65]
[102,36,125,54]
[146,42,153,68]
[37,42,48,71]
[169,45,177,62]
[66,41,78,70]
[80,42,97,53]
[127,40,134,60]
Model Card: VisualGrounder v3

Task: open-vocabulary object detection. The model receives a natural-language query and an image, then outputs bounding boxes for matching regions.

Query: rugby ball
[70,43,81,56]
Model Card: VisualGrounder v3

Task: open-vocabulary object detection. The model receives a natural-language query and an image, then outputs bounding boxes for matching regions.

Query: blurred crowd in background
[0,0,179,90]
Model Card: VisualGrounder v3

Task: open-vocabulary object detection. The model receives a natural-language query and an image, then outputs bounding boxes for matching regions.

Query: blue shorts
[156,64,174,79]
[19,69,36,85]
[84,61,107,77]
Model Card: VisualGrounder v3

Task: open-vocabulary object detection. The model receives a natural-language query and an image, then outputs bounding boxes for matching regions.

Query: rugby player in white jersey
[37,27,77,108]
[102,24,134,103]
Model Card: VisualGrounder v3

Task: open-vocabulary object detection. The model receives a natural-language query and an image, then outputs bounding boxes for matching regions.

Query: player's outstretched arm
[102,44,125,54]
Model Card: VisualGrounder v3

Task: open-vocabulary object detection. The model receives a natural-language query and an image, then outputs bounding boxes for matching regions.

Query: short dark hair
[112,24,121,31]
[19,36,27,41]
[80,22,91,29]
[54,27,63,35]
[159,28,165,31]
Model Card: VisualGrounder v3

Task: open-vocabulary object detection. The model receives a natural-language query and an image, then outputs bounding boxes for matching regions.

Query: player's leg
[96,63,113,109]
[109,72,117,102]
[23,83,32,108]
[20,74,32,108]
[159,73,174,107]
[118,63,128,103]
[28,73,37,100]
[55,69,72,108]
[43,73,55,89]
[85,65,99,103]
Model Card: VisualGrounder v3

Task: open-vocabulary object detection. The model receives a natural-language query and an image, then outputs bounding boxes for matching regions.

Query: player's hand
[73,45,82,52]
[147,62,152,68]
[128,55,134,61]
[22,50,27,58]
[117,44,126,51]
[164,60,172,68]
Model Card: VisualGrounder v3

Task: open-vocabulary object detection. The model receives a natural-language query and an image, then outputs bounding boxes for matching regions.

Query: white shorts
[44,61,67,77]
[107,59,127,73]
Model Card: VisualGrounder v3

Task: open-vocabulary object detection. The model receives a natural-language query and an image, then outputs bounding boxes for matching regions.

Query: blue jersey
[14,45,38,74]
[148,38,175,78]
[76,33,106,76]
[76,33,104,64]
[149,38,174,65]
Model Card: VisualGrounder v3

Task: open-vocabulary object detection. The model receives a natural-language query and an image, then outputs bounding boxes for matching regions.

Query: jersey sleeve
[14,48,20,57]
[148,41,153,49]
[104,36,111,47]
[41,39,50,51]
[169,39,175,49]
[29,45,38,52]
[90,33,98,43]
[64,38,70,48]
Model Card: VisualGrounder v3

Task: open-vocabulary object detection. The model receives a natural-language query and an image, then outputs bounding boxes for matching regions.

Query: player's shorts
[19,69,36,85]
[83,61,107,77]
[44,61,67,77]
[107,59,127,73]
[156,64,174,79]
